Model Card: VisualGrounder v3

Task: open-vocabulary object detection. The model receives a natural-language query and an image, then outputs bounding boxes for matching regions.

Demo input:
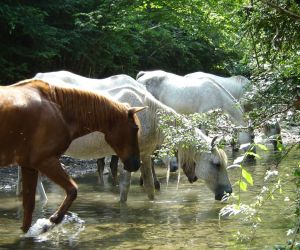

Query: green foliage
[0,0,245,84]
[239,0,300,125]
[220,144,300,247]
[156,109,210,159]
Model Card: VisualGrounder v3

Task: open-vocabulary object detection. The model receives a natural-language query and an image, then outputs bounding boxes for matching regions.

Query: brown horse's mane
[17,79,129,134]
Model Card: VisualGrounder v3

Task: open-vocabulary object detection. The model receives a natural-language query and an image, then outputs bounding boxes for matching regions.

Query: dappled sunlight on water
[0,147,298,249]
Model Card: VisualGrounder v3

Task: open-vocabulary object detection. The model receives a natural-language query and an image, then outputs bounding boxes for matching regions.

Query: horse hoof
[21,225,30,233]
[49,213,64,224]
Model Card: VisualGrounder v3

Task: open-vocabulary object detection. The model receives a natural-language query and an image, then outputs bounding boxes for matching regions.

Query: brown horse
[0,79,144,232]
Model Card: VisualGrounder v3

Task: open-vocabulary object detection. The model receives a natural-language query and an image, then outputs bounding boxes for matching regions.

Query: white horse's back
[34,71,146,92]
[137,70,246,125]
[185,71,250,100]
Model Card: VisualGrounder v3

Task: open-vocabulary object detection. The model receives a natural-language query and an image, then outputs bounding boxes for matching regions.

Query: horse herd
[0,70,280,233]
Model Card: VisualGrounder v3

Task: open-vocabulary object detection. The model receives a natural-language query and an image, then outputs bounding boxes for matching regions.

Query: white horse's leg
[176,153,182,190]
[140,155,155,200]
[118,165,131,203]
[165,157,170,188]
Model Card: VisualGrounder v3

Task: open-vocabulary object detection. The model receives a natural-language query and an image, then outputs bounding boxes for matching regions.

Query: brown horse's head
[105,106,146,172]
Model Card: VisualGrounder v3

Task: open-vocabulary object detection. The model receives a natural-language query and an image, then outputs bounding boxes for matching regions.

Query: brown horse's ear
[128,106,147,114]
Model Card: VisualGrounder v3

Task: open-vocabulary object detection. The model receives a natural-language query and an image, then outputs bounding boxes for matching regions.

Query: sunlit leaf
[242,168,253,186]
[239,181,248,191]
[256,143,268,151]
[277,141,284,152]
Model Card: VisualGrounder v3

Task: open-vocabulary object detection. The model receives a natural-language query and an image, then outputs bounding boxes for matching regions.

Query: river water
[0,147,299,249]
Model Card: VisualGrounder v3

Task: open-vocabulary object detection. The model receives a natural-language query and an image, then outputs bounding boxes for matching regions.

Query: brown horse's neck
[34,80,128,138]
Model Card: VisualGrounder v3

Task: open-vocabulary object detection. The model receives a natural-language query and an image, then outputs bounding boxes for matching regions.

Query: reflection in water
[0,148,298,249]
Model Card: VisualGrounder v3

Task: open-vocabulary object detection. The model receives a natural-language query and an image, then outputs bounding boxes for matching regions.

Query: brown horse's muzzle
[123,156,141,172]
[215,184,233,200]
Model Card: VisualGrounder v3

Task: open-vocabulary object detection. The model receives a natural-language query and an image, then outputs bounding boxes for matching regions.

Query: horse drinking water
[0,79,144,232]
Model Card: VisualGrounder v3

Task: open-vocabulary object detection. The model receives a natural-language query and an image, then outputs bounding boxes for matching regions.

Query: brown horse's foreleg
[38,157,78,225]
[21,167,38,232]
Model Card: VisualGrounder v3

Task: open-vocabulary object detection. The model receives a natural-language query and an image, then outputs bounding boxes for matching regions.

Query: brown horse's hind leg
[38,157,78,225]
[21,167,38,232]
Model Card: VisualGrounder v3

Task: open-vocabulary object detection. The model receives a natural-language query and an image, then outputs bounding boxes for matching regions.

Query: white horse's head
[178,134,232,201]
[194,146,232,200]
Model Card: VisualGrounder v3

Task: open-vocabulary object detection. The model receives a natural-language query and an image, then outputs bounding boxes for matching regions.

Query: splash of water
[24,212,85,245]
[24,218,55,237]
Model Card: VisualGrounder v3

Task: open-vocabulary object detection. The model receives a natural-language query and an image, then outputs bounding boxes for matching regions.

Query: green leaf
[239,180,248,191]
[277,141,284,152]
[256,143,268,151]
[242,168,253,186]
[294,168,300,177]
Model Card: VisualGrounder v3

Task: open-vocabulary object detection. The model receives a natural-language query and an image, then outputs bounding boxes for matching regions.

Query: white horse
[184,72,250,103]
[18,72,232,202]
[185,71,282,149]
[136,70,254,148]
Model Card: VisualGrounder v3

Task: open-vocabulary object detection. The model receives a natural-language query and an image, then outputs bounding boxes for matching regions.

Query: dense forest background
[0,0,249,83]
[2,0,300,115]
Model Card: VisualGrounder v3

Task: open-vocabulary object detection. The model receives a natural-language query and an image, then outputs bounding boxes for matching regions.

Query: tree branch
[262,0,300,21]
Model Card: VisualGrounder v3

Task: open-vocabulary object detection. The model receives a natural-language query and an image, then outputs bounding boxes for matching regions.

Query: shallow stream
[0,147,299,249]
